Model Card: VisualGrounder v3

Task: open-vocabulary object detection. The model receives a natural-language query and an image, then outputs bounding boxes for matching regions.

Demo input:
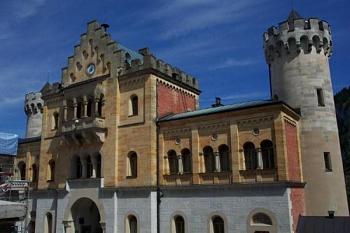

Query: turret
[263,10,348,216]
[24,92,43,138]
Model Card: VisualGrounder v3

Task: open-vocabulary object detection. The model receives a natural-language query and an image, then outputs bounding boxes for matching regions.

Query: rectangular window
[317,88,325,106]
[324,152,332,172]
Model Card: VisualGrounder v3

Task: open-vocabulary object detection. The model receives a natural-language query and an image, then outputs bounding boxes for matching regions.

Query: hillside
[335,86,350,205]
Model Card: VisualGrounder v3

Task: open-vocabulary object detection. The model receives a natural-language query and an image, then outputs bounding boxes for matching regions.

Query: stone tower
[24,92,43,138]
[263,10,348,216]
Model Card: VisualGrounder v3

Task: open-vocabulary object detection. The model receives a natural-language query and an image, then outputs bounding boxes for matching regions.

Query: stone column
[82,96,88,118]
[73,98,78,120]
[63,100,68,121]
[214,151,221,172]
[257,148,263,169]
[94,97,100,117]
[81,158,87,178]
[178,155,183,174]
[92,155,97,178]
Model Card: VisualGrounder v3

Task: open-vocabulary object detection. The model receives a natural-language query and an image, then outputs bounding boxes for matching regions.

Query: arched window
[174,215,185,233]
[168,150,178,175]
[211,216,225,233]
[260,140,275,169]
[47,160,55,181]
[252,213,273,225]
[86,156,93,178]
[18,162,26,180]
[126,215,137,233]
[181,149,192,173]
[129,95,138,116]
[218,145,230,172]
[77,101,83,119]
[87,99,93,117]
[243,142,257,170]
[52,112,59,130]
[32,164,38,183]
[249,212,275,233]
[203,146,215,173]
[44,212,53,233]
[127,152,137,178]
[96,153,102,178]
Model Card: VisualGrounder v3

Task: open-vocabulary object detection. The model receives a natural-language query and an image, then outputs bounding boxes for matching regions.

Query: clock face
[86,63,95,75]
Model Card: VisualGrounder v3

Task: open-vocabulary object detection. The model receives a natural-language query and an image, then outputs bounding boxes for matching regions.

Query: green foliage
[335,86,350,203]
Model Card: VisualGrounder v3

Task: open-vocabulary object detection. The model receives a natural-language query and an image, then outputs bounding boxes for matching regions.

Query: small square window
[324,152,332,172]
[317,88,325,107]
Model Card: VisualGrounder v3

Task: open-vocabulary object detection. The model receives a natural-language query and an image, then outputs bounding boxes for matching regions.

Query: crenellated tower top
[24,91,44,138]
[263,10,332,64]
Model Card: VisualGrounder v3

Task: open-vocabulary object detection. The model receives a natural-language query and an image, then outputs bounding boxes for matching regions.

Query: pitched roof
[297,216,350,233]
[158,100,284,122]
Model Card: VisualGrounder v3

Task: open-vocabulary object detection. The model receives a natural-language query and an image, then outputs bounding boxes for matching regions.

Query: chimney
[328,210,335,218]
[212,97,223,107]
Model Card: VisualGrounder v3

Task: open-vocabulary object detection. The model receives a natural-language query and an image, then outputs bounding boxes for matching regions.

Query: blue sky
[0,0,349,137]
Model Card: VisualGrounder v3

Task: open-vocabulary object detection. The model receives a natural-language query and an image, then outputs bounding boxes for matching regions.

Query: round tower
[263,10,348,216]
[24,92,44,138]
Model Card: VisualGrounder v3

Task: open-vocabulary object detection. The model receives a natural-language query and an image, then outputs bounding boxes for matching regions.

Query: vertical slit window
[324,152,332,172]
[317,88,325,106]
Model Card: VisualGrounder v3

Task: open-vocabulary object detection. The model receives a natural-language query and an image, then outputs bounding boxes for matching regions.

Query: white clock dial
[86,63,95,75]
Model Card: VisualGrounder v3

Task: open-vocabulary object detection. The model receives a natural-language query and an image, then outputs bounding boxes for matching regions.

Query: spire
[288,9,302,22]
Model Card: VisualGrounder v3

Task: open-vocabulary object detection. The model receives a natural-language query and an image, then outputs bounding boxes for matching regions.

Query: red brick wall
[290,188,305,232]
[157,82,196,117]
[285,121,301,181]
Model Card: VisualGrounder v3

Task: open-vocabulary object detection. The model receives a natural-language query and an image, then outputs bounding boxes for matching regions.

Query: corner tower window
[317,88,325,106]
[324,152,332,172]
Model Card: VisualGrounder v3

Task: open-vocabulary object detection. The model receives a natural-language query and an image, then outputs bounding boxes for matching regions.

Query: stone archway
[65,197,104,233]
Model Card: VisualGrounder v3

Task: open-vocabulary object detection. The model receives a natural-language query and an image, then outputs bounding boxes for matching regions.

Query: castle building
[14,10,348,233]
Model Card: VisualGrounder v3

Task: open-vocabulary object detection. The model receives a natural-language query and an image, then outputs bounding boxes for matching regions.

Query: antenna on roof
[47,71,50,83]
[291,0,295,10]
[101,23,110,32]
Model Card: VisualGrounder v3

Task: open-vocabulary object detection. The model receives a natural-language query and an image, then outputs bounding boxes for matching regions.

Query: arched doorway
[70,198,103,233]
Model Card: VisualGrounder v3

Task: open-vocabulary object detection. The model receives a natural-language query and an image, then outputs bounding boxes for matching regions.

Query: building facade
[14,10,347,233]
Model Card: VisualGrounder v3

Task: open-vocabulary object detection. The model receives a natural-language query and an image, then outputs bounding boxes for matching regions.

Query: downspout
[156,81,161,233]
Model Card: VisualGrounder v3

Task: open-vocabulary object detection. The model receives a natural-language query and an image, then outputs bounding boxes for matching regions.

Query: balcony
[61,117,107,145]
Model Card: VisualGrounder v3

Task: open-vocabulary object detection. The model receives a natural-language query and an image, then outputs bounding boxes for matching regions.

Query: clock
[86,63,95,75]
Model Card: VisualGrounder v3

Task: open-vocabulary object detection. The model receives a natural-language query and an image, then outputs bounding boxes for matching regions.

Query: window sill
[128,114,138,117]
[239,168,276,174]
[164,173,193,177]
[126,176,137,179]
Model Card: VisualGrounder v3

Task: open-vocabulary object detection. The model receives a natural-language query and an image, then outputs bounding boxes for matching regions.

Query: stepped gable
[61,20,199,91]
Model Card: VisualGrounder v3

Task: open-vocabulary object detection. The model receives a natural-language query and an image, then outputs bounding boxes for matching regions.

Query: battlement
[24,92,43,116]
[263,16,332,64]
[121,48,199,90]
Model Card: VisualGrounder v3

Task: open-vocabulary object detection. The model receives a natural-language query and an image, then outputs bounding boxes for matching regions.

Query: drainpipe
[156,78,163,233]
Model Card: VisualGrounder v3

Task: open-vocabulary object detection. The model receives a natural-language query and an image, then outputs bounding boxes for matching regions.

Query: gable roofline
[158,100,300,122]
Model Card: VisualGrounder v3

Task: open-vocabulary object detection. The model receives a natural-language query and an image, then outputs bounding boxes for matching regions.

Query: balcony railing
[61,117,107,145]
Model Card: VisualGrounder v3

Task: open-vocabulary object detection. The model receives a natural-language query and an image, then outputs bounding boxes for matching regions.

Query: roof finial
[291,0,294,10]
